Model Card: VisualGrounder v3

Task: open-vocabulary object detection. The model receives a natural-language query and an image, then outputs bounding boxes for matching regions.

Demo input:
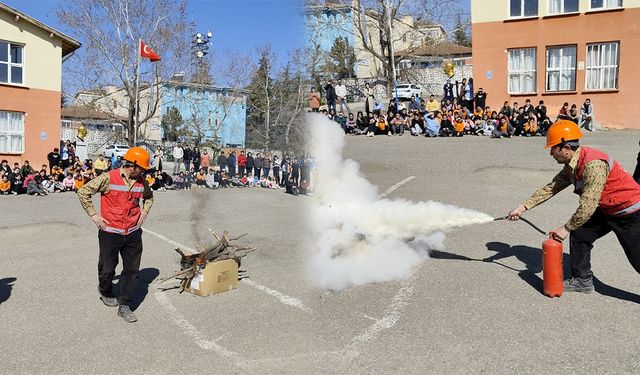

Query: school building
[471,0,640,128]
[0,2,80,167]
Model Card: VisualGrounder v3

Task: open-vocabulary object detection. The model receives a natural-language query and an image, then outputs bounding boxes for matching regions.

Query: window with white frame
[508,48,537,94]
[0,111,24,153]
[0,41,24,85]
[590,0,623,9]
[586,42,619,90]
[546,45,576,91]
[549,0,579,14]
[510,0,539,17]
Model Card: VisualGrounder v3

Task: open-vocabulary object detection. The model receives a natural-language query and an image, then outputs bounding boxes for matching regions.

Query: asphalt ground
[2,129,640,374]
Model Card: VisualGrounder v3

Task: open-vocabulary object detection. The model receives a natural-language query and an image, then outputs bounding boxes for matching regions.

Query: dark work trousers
[272,167,280,184]
[238,166,246,177]
[281,172,290,186]
[254,167,261,179]
[229,165,236,177]
[98,229,143,307]
[570,208,640,280]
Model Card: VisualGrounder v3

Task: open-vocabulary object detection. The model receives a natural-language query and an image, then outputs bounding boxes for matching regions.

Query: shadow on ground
[429,242,640,304]
[0,277,17,305]
[113,268,160,311]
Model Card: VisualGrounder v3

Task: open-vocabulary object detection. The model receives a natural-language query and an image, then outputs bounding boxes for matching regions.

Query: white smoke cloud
[307,115,493,291]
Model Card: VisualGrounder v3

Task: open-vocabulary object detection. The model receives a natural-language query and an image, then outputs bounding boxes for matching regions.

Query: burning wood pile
[158,229,255,293]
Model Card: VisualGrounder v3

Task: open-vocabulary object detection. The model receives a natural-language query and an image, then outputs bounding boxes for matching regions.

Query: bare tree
[58,0,192,146]
[304,0,466,94]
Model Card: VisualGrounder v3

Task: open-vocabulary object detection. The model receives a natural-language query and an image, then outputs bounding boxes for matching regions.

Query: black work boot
[98,287,118,307]
[117,305,138,323]
[563,277,594,293]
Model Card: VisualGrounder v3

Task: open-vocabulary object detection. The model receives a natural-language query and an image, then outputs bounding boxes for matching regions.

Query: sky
[2,0,469,89]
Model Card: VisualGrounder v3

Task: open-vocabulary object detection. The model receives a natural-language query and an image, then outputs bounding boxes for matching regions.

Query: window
[549,0,579,13]
[0,41,24,84]
[590,0,623,9]
[586,42,619,90]
[546,46,576,91]
[508,48,537,94]
[510,0,539,17]
[0,111,24,153]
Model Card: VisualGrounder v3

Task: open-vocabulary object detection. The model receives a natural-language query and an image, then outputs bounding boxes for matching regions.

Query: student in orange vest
[77,147,153,323]
[508,120,640,293]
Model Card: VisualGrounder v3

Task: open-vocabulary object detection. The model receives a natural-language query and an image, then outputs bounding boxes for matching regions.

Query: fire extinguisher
[542,239,563,297]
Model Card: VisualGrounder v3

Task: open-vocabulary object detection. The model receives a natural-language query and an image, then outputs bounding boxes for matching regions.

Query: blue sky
[2,0,306,74]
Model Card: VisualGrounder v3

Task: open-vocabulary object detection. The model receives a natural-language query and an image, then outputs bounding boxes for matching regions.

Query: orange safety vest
[574,147,640,216]
[100,169,144,235]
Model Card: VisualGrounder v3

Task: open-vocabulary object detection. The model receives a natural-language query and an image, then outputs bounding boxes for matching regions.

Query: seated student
[11,172,24,195]
[524,112,539,136]
[439,111,454,137]
[345,112,357,134]
[27,174,47,196]
[62,173,75,191]
[265,176,279,189]
[194,169,207,187]
[334,111,347,129]
[390,113,405,136]
[204,169,217,189]
[151,171,165,191]
[285,176,299,196]
[424,112,440,137]
[231,175,244,187]
[463,117,476,135]
[173,171,186,190]
[161,172,174,189]
[366,113,377,137]
[184,169,194,190]
[473,106,484,120]
[0,174,11,195]
[74,172,85,190]
[491,116,513,138]
[453,115,465,137]
[259,176,269,188]
[376,111,389,136]
[42,175,57,193]
[512,107,527,136]
[568,104,579,124]
[240,174,249,187]
[557,102,569,120]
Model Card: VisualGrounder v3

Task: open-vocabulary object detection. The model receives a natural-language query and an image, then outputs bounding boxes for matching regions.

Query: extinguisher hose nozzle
[493,216,546,236]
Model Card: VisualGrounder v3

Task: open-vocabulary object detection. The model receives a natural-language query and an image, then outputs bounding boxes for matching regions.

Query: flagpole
[133,38,141,146]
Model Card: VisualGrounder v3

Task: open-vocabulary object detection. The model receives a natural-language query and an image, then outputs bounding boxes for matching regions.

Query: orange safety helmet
[545,119,583,149]
[123,147,151,170]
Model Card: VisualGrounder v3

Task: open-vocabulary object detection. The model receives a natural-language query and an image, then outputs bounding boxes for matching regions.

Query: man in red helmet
[508,120,640,293]
[77,147,153,323]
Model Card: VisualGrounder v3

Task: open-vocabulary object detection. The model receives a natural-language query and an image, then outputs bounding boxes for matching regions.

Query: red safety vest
[100,169,145,235]
[574,147,640,216]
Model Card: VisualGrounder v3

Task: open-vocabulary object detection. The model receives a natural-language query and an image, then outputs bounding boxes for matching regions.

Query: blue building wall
[304,5,357,76]
[161,83,246,147]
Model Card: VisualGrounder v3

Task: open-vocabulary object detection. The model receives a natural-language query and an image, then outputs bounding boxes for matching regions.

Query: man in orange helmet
[77,147,154,322]
[508,120,640,293]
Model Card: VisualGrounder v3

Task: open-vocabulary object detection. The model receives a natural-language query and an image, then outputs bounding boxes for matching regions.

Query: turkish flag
[140,40,161,62]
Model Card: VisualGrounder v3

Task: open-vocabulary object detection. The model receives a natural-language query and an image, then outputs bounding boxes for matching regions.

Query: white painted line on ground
[350,276,416,345]
[143,227,311,313]
[350,176,420,351]
[143,227,195,254]
[378,176,416,198]
[153,290,242,363]
[241,278,312,313]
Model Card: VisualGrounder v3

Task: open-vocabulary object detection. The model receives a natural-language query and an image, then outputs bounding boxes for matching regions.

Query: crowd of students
[314,77,595,139]
[0,145,315,197]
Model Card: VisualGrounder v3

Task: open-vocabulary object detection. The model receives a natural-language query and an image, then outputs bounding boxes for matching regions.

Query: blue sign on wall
[486,70,493,80]
[41,131,46,141]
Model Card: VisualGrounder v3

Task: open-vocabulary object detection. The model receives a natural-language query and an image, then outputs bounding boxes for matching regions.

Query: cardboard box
[185,259,238,297]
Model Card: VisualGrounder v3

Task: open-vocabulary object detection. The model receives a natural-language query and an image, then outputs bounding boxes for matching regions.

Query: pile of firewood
[158,229,255,293]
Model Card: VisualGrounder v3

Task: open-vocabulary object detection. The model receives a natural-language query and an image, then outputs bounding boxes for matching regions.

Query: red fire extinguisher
[542,239,563,297]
